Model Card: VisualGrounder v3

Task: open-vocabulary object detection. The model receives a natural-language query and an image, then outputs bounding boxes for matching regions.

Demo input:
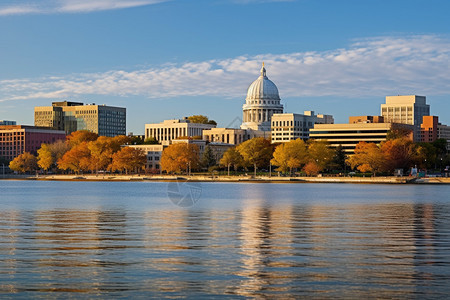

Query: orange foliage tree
[109,147,147,174]
[347,142,384,176]
[57,142,91,173]
[161,143,200,174]
[66,130,99,147]
[302,161,321,176]
[380,137,417,172]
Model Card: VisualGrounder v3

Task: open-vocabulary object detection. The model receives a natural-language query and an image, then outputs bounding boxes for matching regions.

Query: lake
[0,180,449,298]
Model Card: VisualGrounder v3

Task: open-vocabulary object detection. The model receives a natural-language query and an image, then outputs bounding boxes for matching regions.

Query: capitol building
[240,63,284,131]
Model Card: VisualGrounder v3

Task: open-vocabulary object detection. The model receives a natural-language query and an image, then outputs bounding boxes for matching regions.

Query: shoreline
[1,174,449,184]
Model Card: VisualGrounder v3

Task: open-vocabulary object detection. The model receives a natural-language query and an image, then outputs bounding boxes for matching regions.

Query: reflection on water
[0,181,449,298]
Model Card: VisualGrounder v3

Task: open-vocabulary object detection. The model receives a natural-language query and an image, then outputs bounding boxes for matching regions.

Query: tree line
[9,131,146,174]
[8,130,449,176]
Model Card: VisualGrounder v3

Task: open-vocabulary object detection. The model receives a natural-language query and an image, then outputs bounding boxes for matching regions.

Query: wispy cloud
[0,0,168,16]
[1,35,450,102]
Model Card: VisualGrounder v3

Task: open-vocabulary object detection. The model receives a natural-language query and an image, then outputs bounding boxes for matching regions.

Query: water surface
[0,181,449,298]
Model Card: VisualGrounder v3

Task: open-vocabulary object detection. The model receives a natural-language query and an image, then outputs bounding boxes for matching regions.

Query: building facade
[418,116,450,151]
[271,111,334,143]
[125,144,164,171]
[381,95,430,141]
[35,101,126,137]
[145,118,216,146]
[0,125,66,161]
[309,122,414,154]
[0,120,17,126]
[241,64,283,131]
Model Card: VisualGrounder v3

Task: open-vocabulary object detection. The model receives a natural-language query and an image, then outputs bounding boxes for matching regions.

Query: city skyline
[1,0,450,133]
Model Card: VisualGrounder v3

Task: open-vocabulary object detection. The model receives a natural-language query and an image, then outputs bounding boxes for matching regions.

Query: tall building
[145,118,216,146]
[0,125,66,161]
[271,111,334,143]
[381,95,430,141]
[35,101,126,137]
[310,122,413,154]
[419,116,450,151]
[241,64,283,131]
[0,120,16,126]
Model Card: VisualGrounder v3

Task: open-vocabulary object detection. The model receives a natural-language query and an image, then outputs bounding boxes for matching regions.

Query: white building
[271,111,334,143]
[381,95,430,141]
[125,144,164,171]
[240,63,283,131]
[145,118,216,145]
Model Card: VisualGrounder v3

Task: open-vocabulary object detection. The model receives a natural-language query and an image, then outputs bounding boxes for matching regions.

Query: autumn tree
[307,140,334,171]
[66,130,99,147]
[9,152,38,173]
[87,137,114,173]
[57,142,91,174]
[303,161,321,176]
[333,144,348,171]
[380,137,416,173]
[161,143,200,174]
[143,137,159,145]
[271,139,308,175]
[347,142,384,176]
[109,147,147,174]
[237,137,273,176]
[37,144,54,172]
[220,147,243,176]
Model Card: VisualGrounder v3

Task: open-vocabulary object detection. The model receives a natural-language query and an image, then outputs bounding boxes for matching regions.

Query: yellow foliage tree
[307,140,335,171]
[37,144,54,171]
[271,139,308,174]
[237,137,273,176]
[9,152,38,173]
[66,130,99,148]
[161,143,200,174]
[219,147,243,176]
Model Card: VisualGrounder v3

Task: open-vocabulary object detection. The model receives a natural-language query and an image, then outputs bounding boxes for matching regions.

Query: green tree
[188,115,217,125]
[219,147,243,176]
[237,137,273,176]
[143,137,159,145]
[201,145,216,169]
[271,139,308,175]
[9,152,38,173]
[333,144,348,171]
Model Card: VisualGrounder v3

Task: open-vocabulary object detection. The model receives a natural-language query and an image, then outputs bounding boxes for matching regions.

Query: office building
[0,120,17,126]
[145,118,216,146]
[0,125,66,161]
[310,122,413,154]
[35,101,126,137]
[381,95,430,141]
[271,111,334,143]
[419,116,450,151]
[125,144,164,171]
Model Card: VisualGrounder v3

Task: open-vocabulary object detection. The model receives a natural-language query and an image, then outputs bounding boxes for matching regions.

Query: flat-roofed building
[145,118,216,146]
[437,124,450,152]
[125,144,164,171]
[35,101,126,137]
[271,111,334,143]
[418,116,450,151]
[381,95,430,141]
[0,125,66,161]
[310,122,414,154]
[349,116,384,124]
[0,120,17,126]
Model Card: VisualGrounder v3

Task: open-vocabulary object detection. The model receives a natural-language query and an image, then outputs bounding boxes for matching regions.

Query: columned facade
[241,64,283,131]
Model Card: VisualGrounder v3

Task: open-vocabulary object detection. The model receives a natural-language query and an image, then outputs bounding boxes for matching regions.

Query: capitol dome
[240,63,284,132]
[246,65,280,101]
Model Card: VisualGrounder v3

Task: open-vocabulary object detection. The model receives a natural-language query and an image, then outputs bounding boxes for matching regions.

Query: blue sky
[1,0,450,134]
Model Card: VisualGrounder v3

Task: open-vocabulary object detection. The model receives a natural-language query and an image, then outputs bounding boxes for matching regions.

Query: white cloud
[1,35,450,102]
[0,0,168,16]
